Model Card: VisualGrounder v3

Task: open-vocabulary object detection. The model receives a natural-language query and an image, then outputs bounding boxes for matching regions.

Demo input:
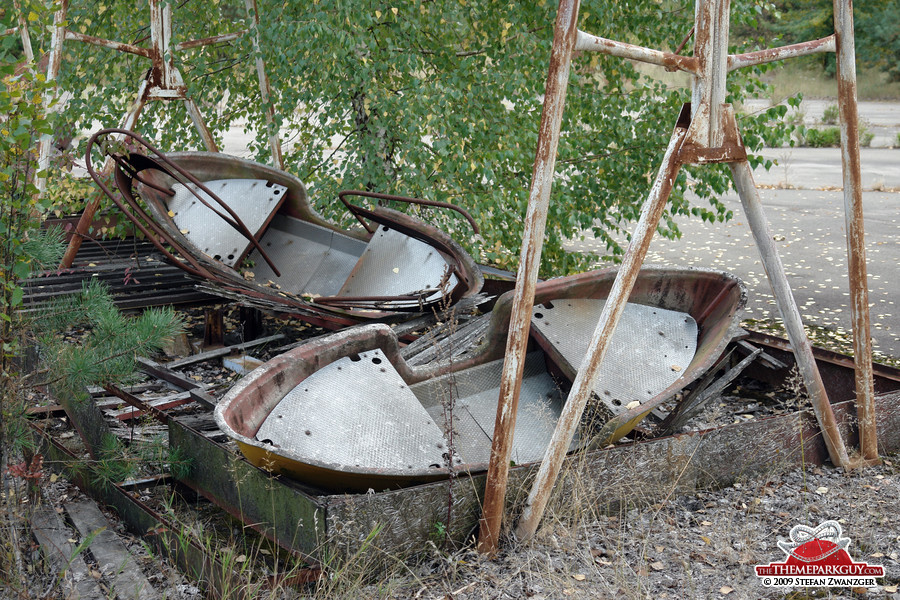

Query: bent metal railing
[478,0,877,554]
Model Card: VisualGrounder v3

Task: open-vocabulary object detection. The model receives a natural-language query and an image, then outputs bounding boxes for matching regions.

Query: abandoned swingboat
[215,267,746,493]
[86,128,484,325]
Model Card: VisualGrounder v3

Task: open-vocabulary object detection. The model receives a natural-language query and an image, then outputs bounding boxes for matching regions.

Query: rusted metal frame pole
[833,0,877,463]
[61,0,216,267]
[244,0,284,169]
[60,84,150,268]
[475,0,581,556]
[63,30,152,57]
[147,0,218,151]
[727,35,835,72]
[729,160,851,468]
[12,0,34,61]
[575,30,699,75]
[35,0,69,196]
[515,124,688,542]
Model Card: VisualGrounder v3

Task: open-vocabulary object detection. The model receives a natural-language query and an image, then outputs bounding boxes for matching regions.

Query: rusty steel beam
[728,35,835,71]
[12,0,34,61]
[574,30,699,74]
[172,30,248,52]
[61,87,150,268]
[476,0,581,556]
[833,0,877,463]
[515,121,688,542]
[31,422,251,598]
[729,159,851,468]
[689,0,730,148]
[64,30,152,57]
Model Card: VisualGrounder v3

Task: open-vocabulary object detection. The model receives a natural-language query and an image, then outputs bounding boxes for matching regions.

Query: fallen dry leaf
[572,573,586,581]
[719,586,734,594]
[650,561,665,571]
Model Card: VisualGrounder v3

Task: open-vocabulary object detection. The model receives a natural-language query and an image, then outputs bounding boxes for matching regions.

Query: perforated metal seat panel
[530,299,697,418]
[246,216,366,296]
[255,349,448,473]
[413,352,573,466]
[167,179,286,267]
[337,226,458,304]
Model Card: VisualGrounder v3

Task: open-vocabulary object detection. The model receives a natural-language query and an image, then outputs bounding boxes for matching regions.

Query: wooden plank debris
[31,505,105,600]
[66,500,161,600]
[163,333,285,369]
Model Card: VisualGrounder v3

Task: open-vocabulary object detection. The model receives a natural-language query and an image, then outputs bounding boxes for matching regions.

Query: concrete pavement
[567,184,899,359]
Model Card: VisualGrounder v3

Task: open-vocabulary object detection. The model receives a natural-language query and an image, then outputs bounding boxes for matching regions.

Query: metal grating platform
[23,238,215,311]
[255,349,448,472]
[531,299,697,417]
[168,179,286,267]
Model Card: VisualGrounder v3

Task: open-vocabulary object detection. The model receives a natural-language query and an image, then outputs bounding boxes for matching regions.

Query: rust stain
[477,0,582,556]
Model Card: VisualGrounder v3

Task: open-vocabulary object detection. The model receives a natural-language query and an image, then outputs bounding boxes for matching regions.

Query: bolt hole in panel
[337,227,458,306]
[167,179,286,268]
[411,352,576,467]
[531,299,697,419]
[255,349,448,472]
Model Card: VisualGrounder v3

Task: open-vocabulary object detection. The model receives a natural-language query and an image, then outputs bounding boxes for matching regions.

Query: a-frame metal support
[478,0,877,554]
[52,0,283,267]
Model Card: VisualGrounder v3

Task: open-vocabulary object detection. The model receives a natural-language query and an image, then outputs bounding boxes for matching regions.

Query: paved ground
[566,155,900,360]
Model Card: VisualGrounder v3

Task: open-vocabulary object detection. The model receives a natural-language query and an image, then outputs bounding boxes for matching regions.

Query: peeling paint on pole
[476,0,581,556]
[833,0,878,463]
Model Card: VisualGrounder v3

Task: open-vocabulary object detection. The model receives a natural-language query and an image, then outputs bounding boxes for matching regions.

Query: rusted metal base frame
[30,422,250,599]
[729,160,851,468]
[38,328,900,563]
[70,379,328,566]
[514,121,688,542]
[833,0,878,464]
[475,0,582,555]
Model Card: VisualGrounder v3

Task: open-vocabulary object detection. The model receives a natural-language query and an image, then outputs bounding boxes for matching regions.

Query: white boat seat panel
[414,352,573,466]
[167,179,286,268]
[255,349,448,473]
[337,226,458,306]
[247,216,366,297]
[530,299,697,419]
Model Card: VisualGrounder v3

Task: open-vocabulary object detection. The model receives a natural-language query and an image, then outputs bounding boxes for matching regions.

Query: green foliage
[802,125,872,148]
[31,279,183,398]
[804,126,841,147]
[821,103,839,125]
[1,2,60,471]
[167,445,193,480]
[91,433,137,490]
[32,0,794,277]
[856,1,900,82]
